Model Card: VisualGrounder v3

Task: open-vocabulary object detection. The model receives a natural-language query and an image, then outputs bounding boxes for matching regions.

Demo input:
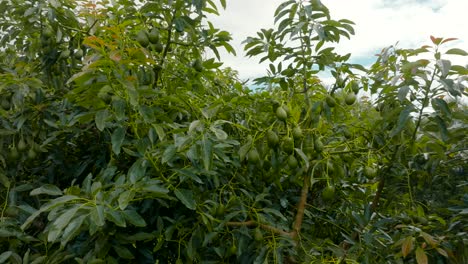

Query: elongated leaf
[162,145,176,164]
[153,124,166,140]
[435,248,448,257]
[445,48,468,56]
[0,251,12,263]
[123,209,146,227]
[210,126,228,140]
[0,172,11,188]
[118,190,135,210]
[111,127,126,155]
[61,214,86,247]
[431,98,451,118]
[202,137,213,170]
[128,158,147,184]
[390,105,414,137]
[174,189,196,210]
[106,209,126,227]
[47,205,80,242]
[90,205,105,227]
[437,59,451,76]
[415,247,428,264]
[401,236,414,257]
[420,231,437,247]
[220,0,226,9]
[113,245,134,259]
[95,109,109,131]
[21,195,81,230]
[294,148,309,169]
[141,182,169,196]
[238,137,253,162]
[50,205,81,239]
[434,115,448,142]
[398,86,410,102]
[30,184,62,196]
[262,208,287,221]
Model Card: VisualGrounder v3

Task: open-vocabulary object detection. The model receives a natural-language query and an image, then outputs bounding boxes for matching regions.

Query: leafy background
[0,0,466,263]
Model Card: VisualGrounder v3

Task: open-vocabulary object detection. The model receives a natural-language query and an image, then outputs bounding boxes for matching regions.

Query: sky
[207,0,468,83]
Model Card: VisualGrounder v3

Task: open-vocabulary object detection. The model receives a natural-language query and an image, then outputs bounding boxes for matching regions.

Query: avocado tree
[1,0,467,263]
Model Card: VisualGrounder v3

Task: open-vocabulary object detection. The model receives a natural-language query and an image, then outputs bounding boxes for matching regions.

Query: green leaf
[92,205,105,227]
[437,59,451,77]
[162,145,176,164]
[95,109,109,131]
[30,184,63,196]
[398,86,410,102]
[434,115,449,142]
[0,172,11,188]
[294,148,309,169]
[123,209,146,227]
[47,205,80,242]
[111,127,126,155]
[61,214,86,247]
[431,98,451,118]
[210,126,228,140]
[113,245,134,259]
[153,124,166,141]
[21,195,81,230]
[118,190,135,210]
[202,137,213,170]
[128,158,147,184]
[274,0,295,17]
[106,209,126,227]
[112,99,126,121]
[140,181,170,196]
[0,251,12,263]
[262,208,287,221]
[174,189,196,210]
[238,137,253,162]
[50,205,81,236]
[445,48,468,56]
[390,105,414,137]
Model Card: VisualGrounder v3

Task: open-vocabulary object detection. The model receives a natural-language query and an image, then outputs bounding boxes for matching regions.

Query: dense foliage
[0,0,467,263]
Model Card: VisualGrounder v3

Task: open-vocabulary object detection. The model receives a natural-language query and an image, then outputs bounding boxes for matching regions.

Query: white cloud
[206,0,468,82]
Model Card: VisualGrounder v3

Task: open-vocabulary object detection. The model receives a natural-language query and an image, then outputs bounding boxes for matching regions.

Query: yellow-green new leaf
[415,247,428,264]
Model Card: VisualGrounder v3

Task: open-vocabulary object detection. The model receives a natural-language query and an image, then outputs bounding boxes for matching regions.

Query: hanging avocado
[136,30,150,47]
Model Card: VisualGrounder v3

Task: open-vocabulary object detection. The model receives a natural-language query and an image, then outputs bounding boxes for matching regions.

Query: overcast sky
[207,0,468,82]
